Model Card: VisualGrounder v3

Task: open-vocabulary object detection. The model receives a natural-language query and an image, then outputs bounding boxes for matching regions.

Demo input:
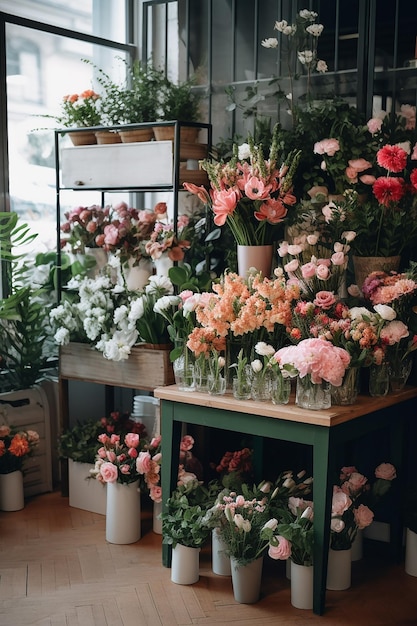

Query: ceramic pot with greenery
[154,76,202,141]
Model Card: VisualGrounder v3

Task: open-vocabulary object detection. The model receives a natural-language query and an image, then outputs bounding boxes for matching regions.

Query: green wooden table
[155,385,417,615]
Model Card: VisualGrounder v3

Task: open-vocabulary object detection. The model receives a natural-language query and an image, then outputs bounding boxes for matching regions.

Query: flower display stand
[68,459,106,515]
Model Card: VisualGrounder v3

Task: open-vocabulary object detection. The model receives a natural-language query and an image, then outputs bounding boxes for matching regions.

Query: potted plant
[88,57,165,142]
[154,76,203,142]
[42,89,102,145]
[161,478,212,584]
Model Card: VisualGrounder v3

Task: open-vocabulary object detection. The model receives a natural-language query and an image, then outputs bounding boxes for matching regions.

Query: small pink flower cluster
[95,432,142,485]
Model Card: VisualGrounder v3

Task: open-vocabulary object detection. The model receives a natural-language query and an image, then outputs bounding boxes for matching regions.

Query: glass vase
[296,375,331,410]
[173,340,195,392]
[194,355,209,392]
[232,372,252,400]
[388,355,413,392]
[271,372,291,405]
[251,370,273,402]
[331,367,360,406]
[368,362,389,397]
[207,374,226,395]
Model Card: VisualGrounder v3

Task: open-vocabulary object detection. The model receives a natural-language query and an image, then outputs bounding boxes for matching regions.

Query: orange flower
[8,434,30,457]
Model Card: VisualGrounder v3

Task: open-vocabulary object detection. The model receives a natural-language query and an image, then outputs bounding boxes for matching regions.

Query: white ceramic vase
[230,556,263,604]
[171,543,200,585]
[0,470,25,511]
[105,480,141,544]
[326,547,352,590]
[212,528,231,576]
[290,561,314,610]
[123,257,153,291]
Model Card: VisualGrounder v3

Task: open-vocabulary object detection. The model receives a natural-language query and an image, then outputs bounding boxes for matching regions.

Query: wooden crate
[59,342,174,390]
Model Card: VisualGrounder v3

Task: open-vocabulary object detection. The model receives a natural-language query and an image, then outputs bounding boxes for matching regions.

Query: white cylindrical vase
[0,470,25,511]
[290,561,314,610]
[212,528,231,576]
[326,547,352,590]
[105,480,141,544]
[153,500,162,535]
[171,543,200,585]
[405,528,417,577]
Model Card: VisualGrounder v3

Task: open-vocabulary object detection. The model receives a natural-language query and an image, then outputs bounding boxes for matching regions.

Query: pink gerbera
[373,177,405,206]
[376,145,408,173]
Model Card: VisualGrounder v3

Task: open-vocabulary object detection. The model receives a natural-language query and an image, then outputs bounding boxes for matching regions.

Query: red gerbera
[376,145,408,173]
[373,176,405,206]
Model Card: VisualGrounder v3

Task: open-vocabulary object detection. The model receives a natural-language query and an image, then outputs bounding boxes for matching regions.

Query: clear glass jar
[368,362,389,397]
[296,375,331,410]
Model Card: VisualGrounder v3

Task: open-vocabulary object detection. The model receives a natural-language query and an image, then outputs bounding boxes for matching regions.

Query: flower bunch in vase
[229,348,252,400]
[265,496,314,566]
[184,124,301,246]
[60,204,112,253]
[0,423,40,474]
[250,341,275,401]
[207,349,226,395]
[99,201,158,268]
[91,431,144,485]
[213,447,254,491]
[144,203,191,263]
[274,337,351,410]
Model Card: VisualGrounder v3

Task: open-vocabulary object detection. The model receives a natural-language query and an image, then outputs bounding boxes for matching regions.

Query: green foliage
[161,480,213,548]
[58,418,101,464]
[159,76,202,122]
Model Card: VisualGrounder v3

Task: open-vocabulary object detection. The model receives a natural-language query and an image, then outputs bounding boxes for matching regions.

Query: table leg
[312,427,334,615]
[161,400,182,567]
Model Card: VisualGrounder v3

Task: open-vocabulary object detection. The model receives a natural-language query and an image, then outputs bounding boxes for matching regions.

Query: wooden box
[68,459,106,515]
[59,342,174,390]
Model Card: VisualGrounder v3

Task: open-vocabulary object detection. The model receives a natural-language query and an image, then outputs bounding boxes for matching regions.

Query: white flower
[146,274,173,295]
[298,50,314,65]
[330,518,345,533]
[349,306,375,321]
[374,304,397,321]
[306,234,319,245]
[113,304,129,325]
[54,327,70,345]
[238,142,252,160]
[262,518,278,531]
[299,9,318,20]
[153,294,180,314]
[261,37,278,49]
[128,296,145,321]
[341,230,356,242]
[306,23,324,37]
[316,59,328,73]
[301,506,314,521]
[251,359,263,373]
[255,342,275,357]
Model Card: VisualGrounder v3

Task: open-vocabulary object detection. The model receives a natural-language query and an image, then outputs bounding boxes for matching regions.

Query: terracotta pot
[237,244,274,278]
[95,130,122,144]
[153,125,199,143]
[68,130,97,146]
[119,128,154,143]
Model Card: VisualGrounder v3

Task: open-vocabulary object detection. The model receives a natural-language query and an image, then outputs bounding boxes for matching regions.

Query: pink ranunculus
[313,291,336,309]
[180,435,195,452]
[331,251,346,266]
[136,451,152,474]
[124,433,140,449]
[268,536,292,560]
[375,463,397,481]
[367,117,383,134]
[315,263,330,280]
[354,504,374,529]
[99,461,118,483]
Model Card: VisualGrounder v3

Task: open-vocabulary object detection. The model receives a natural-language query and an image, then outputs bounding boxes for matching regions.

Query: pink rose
[97,446,107,459]
[354,504,374,529]
[128,447,138,459]
[313,291,336,309]
[180,435,195,452]
[120,464,131,475]
[331,487,352,516]
[344,472,368,496]
[150,485,162,502]
[301,262,317,279]
[331,251,346,266]
[150,435,162,448]
[284,259,299,273]
[367,117,383,134]
[375,463,397,481]
[103,224,120,246]
[99,461,118,483]
[268,536,292,560]
[136,451,152,474]
[125,433,140,448]
[106,450,116,462]
[315,264,330,280]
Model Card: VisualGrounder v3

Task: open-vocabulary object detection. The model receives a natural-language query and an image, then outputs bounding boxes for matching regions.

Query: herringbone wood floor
[0,491,416,626]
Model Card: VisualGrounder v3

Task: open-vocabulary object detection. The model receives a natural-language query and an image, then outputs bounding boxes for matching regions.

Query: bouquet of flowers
[184,126,300,246]
[60,204,112,253]
[213,447,254,491]
[264,496,314,566]
[0,423,40,474]
[144,203,191,262]
[274,337,351,387]
[50,273,175,360]
[99,201,158,266]
[91,431,143,485]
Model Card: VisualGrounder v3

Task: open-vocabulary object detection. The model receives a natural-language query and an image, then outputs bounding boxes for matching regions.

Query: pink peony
[313,138,340,156]
[380,320,409,345]
[375,462,397,481]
